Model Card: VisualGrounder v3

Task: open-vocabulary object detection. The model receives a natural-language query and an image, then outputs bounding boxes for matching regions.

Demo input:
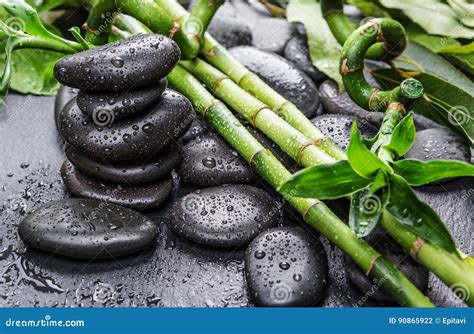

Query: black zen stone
[284,35,325,82]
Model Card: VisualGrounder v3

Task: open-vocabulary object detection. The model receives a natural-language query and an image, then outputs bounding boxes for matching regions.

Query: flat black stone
[229,46,320,118]
[18,198,160,259]
[76,79,167,122]
[319,80,441,130]
[345,228,429,304]
[208,16,252,49]
[284,35,325,82]
[56,89,194,162]
[245,226,328,306]
[54,34,180,92]
[405,128,471,162]
[61,160,173,210]
[251,18,296,54]
[55,85,78,116]
[311,114,377,150]
[178,134,259,187]
[180,116,210,144]
[171,185,281,247]
[65,144,181,184]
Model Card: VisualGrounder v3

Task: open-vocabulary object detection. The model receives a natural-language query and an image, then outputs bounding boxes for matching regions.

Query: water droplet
[279,262,290,270]
[111,57,124,68]
[202,157,216,168]
[293,273,302,281]
[142,123,154,133]
[254,250,266,259]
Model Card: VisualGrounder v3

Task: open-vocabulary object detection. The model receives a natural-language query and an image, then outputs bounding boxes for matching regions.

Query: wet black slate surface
[0,94,472,307]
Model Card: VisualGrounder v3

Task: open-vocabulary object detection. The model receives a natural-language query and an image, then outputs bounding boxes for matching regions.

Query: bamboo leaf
[379,0,474,39]
[286,0,343,88]
[278,160,371,199]
[348,122,393,178]
[392,159,474,186]
[350,185,389,238]
[386,113,416,157]
[386,174,458,255]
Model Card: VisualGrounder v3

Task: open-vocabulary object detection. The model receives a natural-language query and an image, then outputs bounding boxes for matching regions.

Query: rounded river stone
[65,144,181,184]
[284,35,325,82]
[346,230,429,303]
[61,161,173,210]
[54,34,180,91]
[405,128,471,162]
[55,85,78,116]
[245,227,328,306]
[56,89,194,162]
[178,134,259,186]
[311,114,377,150]
[208,16,252,48]
[171,185,281,247]
[181,116,210,144]
[18,198,159,259]
[76,79,167,121]
[229,46,320,118]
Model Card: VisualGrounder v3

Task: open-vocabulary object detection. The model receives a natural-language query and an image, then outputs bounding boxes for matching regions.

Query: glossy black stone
[284,35,325,82]
[245,227,328,306]
[54,34,180,91]
[65,144,181,184]
[345,229,429,304]
[178,134,259,187]
[229,46,320,118]
[18,198,160,259]
[54,85,78,116]
[405,128,471,163]
[56,89,194,162]
[171,185,281,247]
[319,80,441,130]
[311,114,377,150]
[208,16,252,48]
[76,79,167,121]
[181,116,210,144]
[61,161,173,210]
[251,18,296,54]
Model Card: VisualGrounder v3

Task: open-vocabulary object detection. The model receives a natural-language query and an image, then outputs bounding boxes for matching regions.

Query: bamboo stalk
[167,64,434,307]
[182,57,474,306]
[155,0,346,161]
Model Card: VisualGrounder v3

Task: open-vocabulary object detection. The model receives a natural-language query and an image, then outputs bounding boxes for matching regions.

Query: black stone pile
[53,34,195,210]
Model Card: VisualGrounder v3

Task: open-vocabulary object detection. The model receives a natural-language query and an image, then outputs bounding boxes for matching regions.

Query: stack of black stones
[53,34,194,210]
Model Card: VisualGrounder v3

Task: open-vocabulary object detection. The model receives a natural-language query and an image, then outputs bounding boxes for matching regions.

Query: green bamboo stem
[180,58,334,167]
[182,57,474,306]
[155,0,346,161]
[185,0,224,51]
[84,0,115,45]
[321,0,406,61]
[167,64,434,307]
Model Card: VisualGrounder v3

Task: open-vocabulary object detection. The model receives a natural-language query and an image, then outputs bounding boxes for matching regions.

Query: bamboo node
[296,142,314,166]
[250,107,270,126]
[203,100,222,119]
[365,254,382,276]
[212,76,230,93]
[249,148,270,167]
[410,237,425,259]
[303,199,323,222]
[169,20,181,39]
[341,58,350,75]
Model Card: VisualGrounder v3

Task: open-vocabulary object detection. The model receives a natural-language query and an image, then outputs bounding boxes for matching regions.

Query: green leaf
[286,0,343,88]
[386,113,416,157]
[404,22,461,53]
[0,48,63,96]
[347,0,391,17]
[278,160,371,200]
[448,0,474,28]
[379,0,474,39]
[386,174,458,255]
[445,53,474,76]
[347,122,393,178]
[392,159,474,186]
[372,43,474,146]
[349,185,389,238]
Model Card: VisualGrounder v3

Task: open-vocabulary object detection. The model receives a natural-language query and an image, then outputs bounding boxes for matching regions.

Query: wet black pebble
[284,35,325,82]
[76,79,167,121]
[56,89,194,162]
[65,144,181,184]
[171,185,281,247]
[208,16,252,48]
[61,161,173,210]
[245,227,328,306]
[180,116,210,144]
[405,128,471,163]
[54,34,180,91]
[18,198,159,259]
[178,134,259,186]
[345,230,429,304]
[311,114,378,150]
[229,46,320,118]
[251,18,296,54]
[54,85,78,116]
